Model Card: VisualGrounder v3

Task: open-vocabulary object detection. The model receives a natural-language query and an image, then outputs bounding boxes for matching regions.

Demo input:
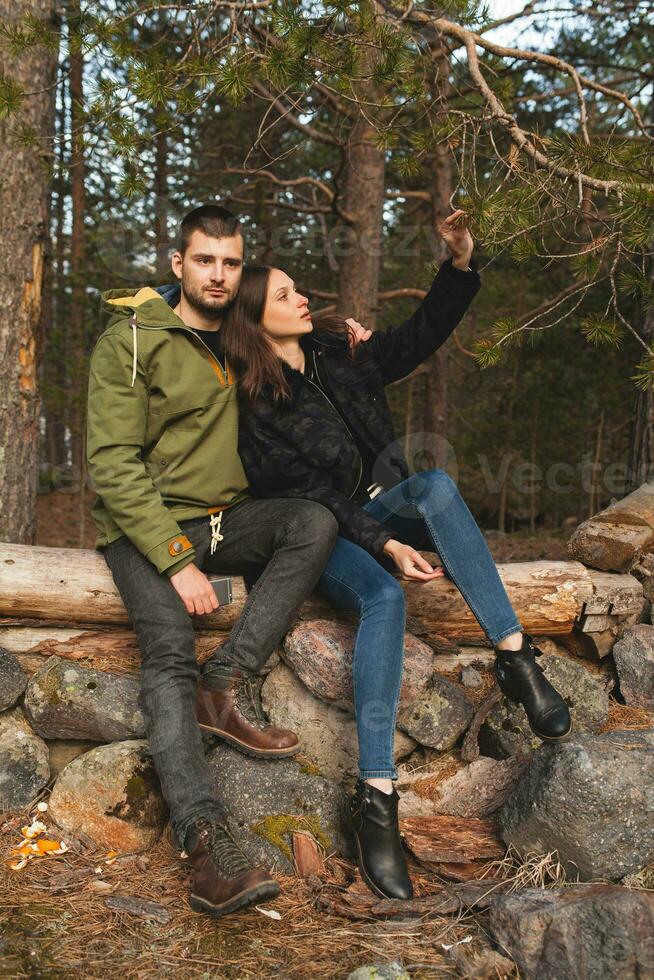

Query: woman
[221,212,572,901]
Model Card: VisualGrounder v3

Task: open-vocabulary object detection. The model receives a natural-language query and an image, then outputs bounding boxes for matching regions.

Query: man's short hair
[177,204,242,254]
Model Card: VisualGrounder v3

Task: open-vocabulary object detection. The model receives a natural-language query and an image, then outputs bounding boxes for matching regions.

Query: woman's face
[261,269,313,339]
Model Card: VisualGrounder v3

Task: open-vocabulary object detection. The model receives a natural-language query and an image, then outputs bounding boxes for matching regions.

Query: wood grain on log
[561,627,617,661]
[584,570,646,616]
[2,544,596,640]
[0,625,231,675]
[404,559,593,639]
[568,483,654,572]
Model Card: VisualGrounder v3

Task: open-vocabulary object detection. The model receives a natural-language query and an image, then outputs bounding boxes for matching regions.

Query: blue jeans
[316,468,523,781]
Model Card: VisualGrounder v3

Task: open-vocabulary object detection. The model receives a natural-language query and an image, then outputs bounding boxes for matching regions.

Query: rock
[283,619,434,711]
[23,656,145,740]
[460,666,483,689]
[261,663,415,781]
[346,965,410,980]
[48,738,103,777]
[482,654,609,757]
[397,676,474,750]
[206,741,349,873]
[0,706,50,809]
[488,884,654,980]
[613,624,654,709]
[0,647,28,710]
[397,754,529,819]
[48,740,166,852]
[498,729,654,880]
[444,937,515,979]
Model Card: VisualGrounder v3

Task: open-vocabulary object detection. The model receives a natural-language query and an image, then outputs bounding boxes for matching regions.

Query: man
[87,204,340,918]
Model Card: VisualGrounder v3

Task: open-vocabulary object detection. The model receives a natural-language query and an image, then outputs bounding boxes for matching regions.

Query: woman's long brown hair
[221,265,354,407]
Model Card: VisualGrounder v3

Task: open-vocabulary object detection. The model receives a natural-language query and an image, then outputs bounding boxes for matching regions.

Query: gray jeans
[103,497,338,851]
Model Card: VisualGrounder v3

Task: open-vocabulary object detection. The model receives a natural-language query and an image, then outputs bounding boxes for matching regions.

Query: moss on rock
[250,812,331,862]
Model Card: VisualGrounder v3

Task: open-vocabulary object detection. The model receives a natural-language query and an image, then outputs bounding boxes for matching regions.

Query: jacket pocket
[149,389,233,431]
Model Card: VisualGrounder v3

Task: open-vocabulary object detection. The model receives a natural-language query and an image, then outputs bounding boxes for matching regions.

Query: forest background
[1,0,653,550]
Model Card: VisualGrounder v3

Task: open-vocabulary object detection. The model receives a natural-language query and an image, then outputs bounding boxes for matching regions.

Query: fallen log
[0,625,234,676]
[568,482,654,572]
[2,543,598,639]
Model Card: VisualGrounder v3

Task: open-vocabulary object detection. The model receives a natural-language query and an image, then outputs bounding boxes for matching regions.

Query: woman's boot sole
[198,724,300,759]
[189,879,280,917]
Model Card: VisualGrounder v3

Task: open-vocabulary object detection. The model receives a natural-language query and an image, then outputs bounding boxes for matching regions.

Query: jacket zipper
[305,349,363,500]
[185,327,231,385]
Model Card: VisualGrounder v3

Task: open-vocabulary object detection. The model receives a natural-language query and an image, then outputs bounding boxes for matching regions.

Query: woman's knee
[361,575,405,616]
[406,467,459,509]
[417,467,455,489]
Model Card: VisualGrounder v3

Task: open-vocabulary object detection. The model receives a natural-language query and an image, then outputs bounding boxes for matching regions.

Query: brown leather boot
[196,666,300,759]
[186,817,280,916]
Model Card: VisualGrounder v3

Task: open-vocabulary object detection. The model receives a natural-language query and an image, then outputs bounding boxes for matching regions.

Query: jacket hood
[100,284,186,388]
[101,284,182,330]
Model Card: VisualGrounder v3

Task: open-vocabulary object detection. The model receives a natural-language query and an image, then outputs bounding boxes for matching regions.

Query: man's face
[172,229,244,319]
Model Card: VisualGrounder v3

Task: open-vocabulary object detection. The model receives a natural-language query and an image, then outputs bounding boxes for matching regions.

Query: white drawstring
[130,314,138,387]
[210,511,224,555]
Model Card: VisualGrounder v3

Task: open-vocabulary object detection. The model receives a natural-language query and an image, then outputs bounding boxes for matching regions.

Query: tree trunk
[626,297,654,494]
[421,42,453,466]
[52,74,69,472]
[0,0,58,543]
[68,0,87,490]
[335,50,386,328]
[154,119,170,279]
[589,408,605,518]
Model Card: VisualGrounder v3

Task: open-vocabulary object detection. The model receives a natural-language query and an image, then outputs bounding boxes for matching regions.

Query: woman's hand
[383,539,446,582]
[345,317,373,347]
[169,563,220,616]
[438,209,474,270]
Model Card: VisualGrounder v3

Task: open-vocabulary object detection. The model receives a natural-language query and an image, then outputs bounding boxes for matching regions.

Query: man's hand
[437,209,474,270]
[345,317,373,347]
[383,539,446,582]
[169,563,219,616]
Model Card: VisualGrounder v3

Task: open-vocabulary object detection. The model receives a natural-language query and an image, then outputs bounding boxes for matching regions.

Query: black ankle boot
[347,780,413,901]
[494,634,572,741]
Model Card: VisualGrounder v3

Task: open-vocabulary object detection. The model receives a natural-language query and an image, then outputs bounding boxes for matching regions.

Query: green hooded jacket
[86,286,250,576]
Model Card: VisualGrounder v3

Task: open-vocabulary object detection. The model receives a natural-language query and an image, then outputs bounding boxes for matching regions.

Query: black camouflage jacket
[237,257,481,559]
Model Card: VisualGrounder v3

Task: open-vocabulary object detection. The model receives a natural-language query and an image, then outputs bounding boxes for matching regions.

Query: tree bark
[420,41,454,466]
[67,0,87,490]
[335,49,386,328]
[0,0,58,542]
[154,119,170,279]
[626,294,654,494]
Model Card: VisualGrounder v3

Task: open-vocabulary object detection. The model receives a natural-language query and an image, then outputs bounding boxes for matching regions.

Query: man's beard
[181,277,235,320]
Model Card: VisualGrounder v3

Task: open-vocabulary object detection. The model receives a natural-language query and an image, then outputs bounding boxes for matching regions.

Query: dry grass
[479,843,574,892]
[0,804,512,980]
[599,698,654,732]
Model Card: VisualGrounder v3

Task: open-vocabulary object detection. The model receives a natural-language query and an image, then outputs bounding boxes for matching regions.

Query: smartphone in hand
[208,576,233,606]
